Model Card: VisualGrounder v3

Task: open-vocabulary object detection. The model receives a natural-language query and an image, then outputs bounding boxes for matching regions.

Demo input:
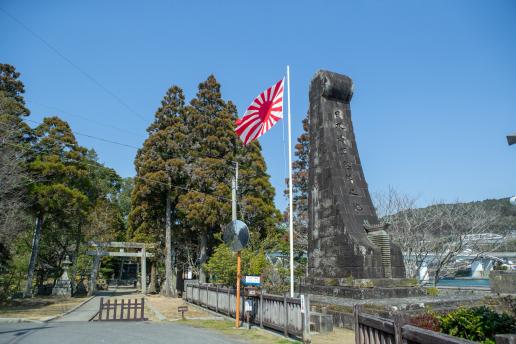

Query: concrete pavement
[0,287,245,343]
[53,288,137,322]
[0,321,244,344]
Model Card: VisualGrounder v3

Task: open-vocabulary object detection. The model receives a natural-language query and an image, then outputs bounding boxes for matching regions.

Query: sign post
[223,218,249,328]
[236,251,242,328]
[224,172,249,329]
[178,305,188,320]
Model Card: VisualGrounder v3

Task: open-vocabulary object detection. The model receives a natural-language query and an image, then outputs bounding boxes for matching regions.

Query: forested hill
[417,197,516,234]
[469,197,516,233]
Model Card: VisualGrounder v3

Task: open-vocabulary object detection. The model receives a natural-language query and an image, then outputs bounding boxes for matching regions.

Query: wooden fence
[185,283,307,339]
[95,297,147,321]
[353,305,476,344]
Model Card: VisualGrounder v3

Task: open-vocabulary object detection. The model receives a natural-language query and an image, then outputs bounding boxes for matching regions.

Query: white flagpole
[287,65,294,297]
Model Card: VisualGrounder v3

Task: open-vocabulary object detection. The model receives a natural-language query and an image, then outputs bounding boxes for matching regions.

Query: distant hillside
[470,197,516,233]
[414,197,516,234]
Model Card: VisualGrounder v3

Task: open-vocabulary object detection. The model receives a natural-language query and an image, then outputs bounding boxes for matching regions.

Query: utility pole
[232,162,241,328]
[232,162,238,221]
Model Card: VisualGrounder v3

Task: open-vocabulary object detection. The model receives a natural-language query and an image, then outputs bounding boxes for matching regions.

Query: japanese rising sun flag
[235,78,284,145]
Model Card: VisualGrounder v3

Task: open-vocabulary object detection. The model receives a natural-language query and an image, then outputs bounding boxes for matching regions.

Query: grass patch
[0,296,87,320]
[145,296,211,320]
[179,319,299,344]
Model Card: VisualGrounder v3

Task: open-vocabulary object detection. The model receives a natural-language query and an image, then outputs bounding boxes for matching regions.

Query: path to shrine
[0,322,242,343]
[0,288,241,344]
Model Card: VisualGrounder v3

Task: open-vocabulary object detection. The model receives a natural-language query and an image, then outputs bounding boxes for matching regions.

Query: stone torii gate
[87,241,156,296]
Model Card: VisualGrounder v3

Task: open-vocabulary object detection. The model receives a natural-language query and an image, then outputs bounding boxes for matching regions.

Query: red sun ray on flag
[235,78,284,145]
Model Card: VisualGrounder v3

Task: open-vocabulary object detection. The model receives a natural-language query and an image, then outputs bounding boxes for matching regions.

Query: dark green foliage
[129,85,189,243]
[29,117,91,216]
[0,64,32,299]
[439,306,516,343]
[285,113,309,253]
[0,63,29,106]
[131,75,282,285]
[0,63,130,298]
[203,243,269,287]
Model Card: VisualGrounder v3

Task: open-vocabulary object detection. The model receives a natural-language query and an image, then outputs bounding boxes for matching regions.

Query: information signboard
[243,275,260,286]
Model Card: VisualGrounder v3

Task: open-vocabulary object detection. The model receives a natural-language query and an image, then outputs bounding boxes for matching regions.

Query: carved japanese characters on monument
[306,70,405,281]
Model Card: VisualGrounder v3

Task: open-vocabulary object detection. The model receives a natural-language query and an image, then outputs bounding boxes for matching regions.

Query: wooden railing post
[106,299,111,320]
[303,295,311,343]
[140,297,145,320]
[206,285,209,308]
[227,287,231,316]
[259,292,264,329]
[283,294,289,337]
[120,299,124,320]
[393,312,404,344]
[354,304,362,344]
[216,285,219,313]
[99,297,104,320]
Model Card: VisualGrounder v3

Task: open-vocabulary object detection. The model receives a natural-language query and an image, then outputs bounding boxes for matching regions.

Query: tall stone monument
[302,71,413,298]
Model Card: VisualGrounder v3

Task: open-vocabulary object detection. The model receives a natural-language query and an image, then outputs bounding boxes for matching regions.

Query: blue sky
[1,0,515,211]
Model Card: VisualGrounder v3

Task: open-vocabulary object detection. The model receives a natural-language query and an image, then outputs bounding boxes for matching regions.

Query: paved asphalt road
[54,289,124,322]
[0,321,244,344]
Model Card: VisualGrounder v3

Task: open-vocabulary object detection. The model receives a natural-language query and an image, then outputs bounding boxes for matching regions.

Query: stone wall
[490,271,516,294]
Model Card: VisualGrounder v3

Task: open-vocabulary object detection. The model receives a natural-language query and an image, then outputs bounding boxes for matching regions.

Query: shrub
[426,287,439,297]
[204,244,271,287]
[409,312,440,332]
[439,306,516,344]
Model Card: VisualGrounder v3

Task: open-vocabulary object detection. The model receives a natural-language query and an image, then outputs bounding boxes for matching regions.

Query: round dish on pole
[223,220,249,252]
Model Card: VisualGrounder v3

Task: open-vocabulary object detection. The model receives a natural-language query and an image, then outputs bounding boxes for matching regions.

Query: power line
[0,7,148,123]
[1,119,237,170]
[2,139,232,202]
[24,118,140,150]
[26,99,143,137]
[0,121,234,201]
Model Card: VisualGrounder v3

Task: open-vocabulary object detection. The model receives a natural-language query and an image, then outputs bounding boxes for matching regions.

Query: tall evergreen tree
[176,76,235,282]
[0,64,31,284]
[178,75,282,282]
[237,139,282,241]
[131,75,282,287]
[25,117,90,296]
[129,86,189,296]
[290,115,310,250]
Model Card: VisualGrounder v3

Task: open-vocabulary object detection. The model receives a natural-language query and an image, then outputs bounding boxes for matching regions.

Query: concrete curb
[0,318,43,324]
[144,297,167,321]
[0,296,95,324]
[44,295,96,322]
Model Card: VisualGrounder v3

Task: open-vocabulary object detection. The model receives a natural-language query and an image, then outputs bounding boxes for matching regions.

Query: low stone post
[88,252,101,296]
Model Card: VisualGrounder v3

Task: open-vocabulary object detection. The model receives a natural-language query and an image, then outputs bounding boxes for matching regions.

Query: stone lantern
[52,255,72,297]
